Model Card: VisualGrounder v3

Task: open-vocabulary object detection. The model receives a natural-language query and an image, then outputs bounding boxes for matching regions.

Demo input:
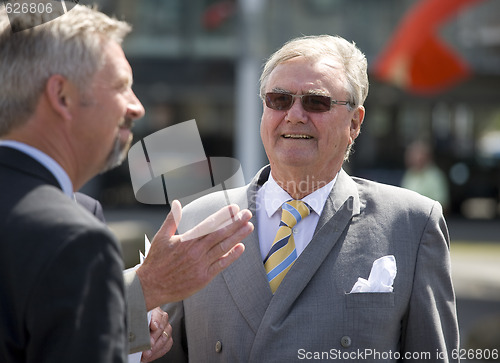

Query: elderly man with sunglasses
[160,35,459,362]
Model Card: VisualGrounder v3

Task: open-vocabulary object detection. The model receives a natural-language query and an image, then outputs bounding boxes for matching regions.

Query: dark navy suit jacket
[0,146,127,363]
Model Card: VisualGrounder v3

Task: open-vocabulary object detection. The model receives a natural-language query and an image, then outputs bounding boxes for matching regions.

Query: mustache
[119,117,134,129]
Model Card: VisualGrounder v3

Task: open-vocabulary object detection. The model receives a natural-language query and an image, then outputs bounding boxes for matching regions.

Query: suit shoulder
[178,185,250,232]
[351,176,440,214]
[6,185,115,251]
[0,185,121,300]
[182,184,249,212]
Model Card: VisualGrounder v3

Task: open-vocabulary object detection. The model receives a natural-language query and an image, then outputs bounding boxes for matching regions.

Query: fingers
[179,208,252,273]
[141,325,172,362]
[184,208,251,279]
[201,208,253,256]
[180,204,240,242]
[206,213,253,275]
[140,309,173,362]
[214,243,245,271]
[148,307,169,343]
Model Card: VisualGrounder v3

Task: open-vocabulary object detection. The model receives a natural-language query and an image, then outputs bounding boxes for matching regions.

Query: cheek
[262,108,284,128]
[320,120,350,147]
[335,115,353,138]
[260,113,276,140]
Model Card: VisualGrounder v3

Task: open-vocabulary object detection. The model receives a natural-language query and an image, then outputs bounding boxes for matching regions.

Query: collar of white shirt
[257,171,337,260]
[0,140,74,198]
[262,172,336,218]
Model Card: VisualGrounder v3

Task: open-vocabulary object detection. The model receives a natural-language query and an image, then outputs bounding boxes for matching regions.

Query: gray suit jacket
[160,166,459,362]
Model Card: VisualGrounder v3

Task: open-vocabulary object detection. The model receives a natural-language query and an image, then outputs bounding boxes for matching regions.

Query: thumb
[158,200,182,238]
[149,320,160,336]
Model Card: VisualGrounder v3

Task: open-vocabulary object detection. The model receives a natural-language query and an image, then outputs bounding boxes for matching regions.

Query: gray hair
[259,35,369,109]
[0,3,131,136]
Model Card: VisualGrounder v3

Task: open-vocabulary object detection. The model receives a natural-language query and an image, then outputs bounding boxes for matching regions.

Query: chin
[278,150,315,165]
[277,158,315,171]
[100,133,132,173]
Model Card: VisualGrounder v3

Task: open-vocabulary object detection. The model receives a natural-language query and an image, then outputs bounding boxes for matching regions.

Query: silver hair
[259,35,369,109]
[0,3,131,136]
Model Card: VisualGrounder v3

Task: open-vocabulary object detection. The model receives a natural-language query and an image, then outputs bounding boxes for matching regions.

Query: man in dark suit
[75,192,172,362]
[160,35,459,362]
[0,5,252,363]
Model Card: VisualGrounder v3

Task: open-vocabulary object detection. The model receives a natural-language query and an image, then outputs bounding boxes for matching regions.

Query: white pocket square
[350,255,397,293]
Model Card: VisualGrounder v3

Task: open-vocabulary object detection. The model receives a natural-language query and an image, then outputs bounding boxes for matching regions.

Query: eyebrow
[270,87,329,96]
[271,87,292,94]
[115,73,133,89]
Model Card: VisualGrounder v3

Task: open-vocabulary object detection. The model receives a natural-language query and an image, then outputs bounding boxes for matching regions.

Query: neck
[271,166,339,199]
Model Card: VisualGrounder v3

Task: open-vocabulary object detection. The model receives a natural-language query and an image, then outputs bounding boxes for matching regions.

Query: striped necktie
[264,200,310,293]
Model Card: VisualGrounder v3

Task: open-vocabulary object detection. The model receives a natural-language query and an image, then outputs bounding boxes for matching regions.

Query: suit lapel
[220,168,362,333]
[314,169,361,233]
[220,167,273,333]
[265,169,361,312]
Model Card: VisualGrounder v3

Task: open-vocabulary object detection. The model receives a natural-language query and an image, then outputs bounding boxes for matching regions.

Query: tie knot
[280,200,310,228]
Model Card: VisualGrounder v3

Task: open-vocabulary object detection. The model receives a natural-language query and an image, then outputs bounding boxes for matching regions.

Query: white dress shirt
[0,140,74,197]
[256,172,337,261]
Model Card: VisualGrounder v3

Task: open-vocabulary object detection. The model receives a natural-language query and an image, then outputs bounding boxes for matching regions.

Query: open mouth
[282,134,313,139]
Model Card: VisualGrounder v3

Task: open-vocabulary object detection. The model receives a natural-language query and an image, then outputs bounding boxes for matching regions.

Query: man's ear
[350,105,365,142]
[45,74,74,121]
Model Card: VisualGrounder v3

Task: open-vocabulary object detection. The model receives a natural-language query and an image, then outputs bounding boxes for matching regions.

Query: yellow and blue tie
[264,200,310,293]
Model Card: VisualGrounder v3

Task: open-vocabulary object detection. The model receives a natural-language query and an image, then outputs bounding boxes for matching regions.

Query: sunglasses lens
[265,93,293,110]
[265,93,333,112]
[302,95,331,112]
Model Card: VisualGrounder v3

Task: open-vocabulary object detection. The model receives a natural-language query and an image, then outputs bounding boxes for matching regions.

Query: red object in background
[202,0,236,30]
[373,0,486,94]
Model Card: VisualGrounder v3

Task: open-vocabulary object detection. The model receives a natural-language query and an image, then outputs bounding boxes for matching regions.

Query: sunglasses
[265,92,352,113]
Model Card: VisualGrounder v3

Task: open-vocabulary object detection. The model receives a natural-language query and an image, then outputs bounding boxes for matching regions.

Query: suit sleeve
[26,229,128,363]
[75,192,150,353]
[123,270,150,353]
[401,202,460,361]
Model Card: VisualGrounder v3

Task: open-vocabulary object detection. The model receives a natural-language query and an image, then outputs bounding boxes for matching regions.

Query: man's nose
[286,97,308,124]
[128,91,145,120]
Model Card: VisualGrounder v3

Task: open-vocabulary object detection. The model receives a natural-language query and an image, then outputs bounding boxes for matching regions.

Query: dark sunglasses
[265,92,352,113]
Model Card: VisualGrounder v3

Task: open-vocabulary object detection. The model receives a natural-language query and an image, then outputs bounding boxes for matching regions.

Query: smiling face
[260,56,364,189]
[72,41,145,177]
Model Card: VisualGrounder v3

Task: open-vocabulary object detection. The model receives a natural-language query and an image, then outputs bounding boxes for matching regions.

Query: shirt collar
[0,140,74,197]
[262,172,337,218]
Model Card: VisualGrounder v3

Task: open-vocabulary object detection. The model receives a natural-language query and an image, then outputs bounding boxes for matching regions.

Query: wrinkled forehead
[267,56,348,95]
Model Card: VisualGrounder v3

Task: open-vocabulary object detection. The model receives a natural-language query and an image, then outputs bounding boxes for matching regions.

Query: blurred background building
[84,0,500,221]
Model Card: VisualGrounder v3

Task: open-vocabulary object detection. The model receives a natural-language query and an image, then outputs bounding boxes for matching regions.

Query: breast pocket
[345,292,395,308]
[342,292,398,349]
